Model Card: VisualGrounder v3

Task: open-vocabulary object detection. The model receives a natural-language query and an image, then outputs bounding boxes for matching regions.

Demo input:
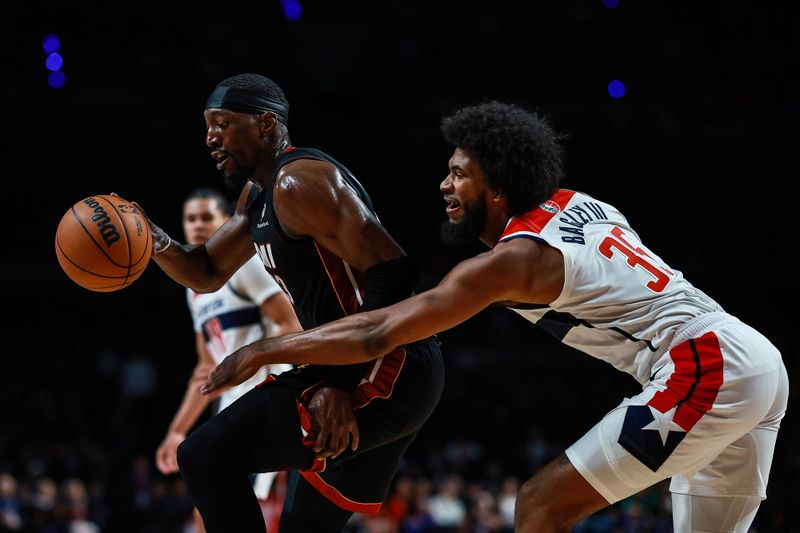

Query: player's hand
[307,386,359,460]
[155,432,185,474]
[201,349,258,396]
[110,192,171,255]
[191,363,223,400]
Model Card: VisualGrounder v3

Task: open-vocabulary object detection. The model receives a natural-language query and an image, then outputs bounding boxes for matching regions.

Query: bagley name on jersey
[557,201,609,244]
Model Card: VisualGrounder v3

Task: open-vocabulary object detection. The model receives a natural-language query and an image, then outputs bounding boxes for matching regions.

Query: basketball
[55,194,152,292]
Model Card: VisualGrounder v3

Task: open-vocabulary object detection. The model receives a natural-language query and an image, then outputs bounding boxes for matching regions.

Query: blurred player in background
[155,188,301,532]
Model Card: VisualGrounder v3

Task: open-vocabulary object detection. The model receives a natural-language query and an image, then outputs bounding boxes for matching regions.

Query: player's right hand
[110,192,171,255]
[307,386,359,460]
[155,432,185,474]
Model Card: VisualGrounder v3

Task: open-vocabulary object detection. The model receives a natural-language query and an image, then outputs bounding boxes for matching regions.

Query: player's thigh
[567,327,786,504]
[187,384,314,473]
[671,361,788,500]
[672,493,762,533]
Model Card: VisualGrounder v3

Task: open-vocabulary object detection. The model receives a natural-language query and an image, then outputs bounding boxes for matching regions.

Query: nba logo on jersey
[539,200,561,214]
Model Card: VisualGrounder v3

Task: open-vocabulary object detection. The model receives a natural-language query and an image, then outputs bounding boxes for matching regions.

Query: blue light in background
[48,71,66,89]
[280,0,303,21]
[42,34,60,54]
[602,0,620,8]
[45,53,63,71]
[43,34,66,88]
[608,80,626,98]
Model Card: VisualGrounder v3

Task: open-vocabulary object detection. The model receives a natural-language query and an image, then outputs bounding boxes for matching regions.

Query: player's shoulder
[492,236,549,265]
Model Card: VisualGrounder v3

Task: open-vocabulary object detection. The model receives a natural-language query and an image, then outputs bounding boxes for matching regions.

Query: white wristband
[154,237,172,255]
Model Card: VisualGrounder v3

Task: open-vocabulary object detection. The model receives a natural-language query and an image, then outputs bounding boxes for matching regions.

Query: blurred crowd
[1,294,796,532]
[0,444,673,533]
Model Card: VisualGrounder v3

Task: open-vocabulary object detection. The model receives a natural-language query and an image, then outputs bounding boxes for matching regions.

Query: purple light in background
[608,79,626,98]
[280,0,302,21]
[45,53,63,71]
[48,71,66,89]
[602,0,620,7]
[43,34,61,54]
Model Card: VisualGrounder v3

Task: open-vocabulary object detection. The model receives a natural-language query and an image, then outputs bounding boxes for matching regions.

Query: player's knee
[177,435,204,480]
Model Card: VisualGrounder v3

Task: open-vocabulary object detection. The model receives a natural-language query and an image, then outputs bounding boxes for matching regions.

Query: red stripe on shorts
[648,331,724,431]
[352,347,407,409]
[299,471,383,515]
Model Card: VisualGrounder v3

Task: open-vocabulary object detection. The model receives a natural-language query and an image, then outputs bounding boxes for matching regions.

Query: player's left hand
[201,349,258,396]
[307,386,359,460]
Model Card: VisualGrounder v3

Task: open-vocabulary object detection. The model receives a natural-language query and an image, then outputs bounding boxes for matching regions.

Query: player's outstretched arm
[132,184,258,293]
[201,239,564,395]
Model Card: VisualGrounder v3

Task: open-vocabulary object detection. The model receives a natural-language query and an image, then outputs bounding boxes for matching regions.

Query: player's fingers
[200,379,216,395]
[329,434,345,458]
[350,425,360,451]
[130,201,150,219]
[313,429,328,453]
[201,366,226,395]
[156,451,170,474]
[325,431,343,458]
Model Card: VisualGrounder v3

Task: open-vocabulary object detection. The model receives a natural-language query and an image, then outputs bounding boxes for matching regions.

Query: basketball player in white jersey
[155,189,301,531]
[203,102,789,532]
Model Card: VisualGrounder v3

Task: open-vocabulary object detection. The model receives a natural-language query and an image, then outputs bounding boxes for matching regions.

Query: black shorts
[209,337,444,515]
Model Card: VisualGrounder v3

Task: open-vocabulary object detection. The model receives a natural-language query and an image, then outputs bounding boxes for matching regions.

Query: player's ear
[259,112,278,138]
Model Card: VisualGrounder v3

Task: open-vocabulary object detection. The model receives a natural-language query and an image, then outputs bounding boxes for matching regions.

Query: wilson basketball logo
[82,197,121,247]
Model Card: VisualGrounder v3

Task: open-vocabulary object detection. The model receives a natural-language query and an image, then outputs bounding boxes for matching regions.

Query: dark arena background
[2,2,798,532]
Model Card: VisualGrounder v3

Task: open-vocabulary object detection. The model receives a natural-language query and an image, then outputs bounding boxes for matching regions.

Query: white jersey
[500,189,723,384]
[187,255,292,411]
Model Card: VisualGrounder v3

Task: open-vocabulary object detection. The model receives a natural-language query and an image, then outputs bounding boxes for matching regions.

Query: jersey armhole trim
[499,232,550,246]
[226,281,254,304]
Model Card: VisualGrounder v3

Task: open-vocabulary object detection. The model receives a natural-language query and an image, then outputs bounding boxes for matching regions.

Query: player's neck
[481,210,511,248]
[253,135,292,187]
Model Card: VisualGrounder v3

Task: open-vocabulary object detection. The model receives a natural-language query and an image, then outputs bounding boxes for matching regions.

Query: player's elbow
[190,276,226,294]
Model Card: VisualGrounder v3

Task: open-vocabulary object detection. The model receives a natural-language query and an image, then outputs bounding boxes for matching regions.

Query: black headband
[205,85,289,122]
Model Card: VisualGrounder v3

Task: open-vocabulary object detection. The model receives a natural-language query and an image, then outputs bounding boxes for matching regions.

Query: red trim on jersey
[299,472,383,515]
[257,373,278,387]
[314,244,364,315]
[501,189,577,239]
[647,331,724,431]
[295,399,327,473]
[352,347,407,409]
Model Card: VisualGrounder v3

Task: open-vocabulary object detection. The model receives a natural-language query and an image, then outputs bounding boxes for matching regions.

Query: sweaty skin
[199,147,609,533]
[201,148,565,388]
[142,108,414,458]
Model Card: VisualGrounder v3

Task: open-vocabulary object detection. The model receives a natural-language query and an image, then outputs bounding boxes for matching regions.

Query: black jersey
[248,147,375,328]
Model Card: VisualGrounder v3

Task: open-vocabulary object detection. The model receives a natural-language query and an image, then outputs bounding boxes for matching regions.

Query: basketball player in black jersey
[138,74,444,532]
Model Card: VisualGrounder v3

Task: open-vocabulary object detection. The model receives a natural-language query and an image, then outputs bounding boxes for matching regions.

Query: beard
[439,195,488,245]
[221,164,255,191]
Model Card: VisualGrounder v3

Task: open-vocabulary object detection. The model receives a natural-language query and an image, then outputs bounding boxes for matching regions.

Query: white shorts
[566,313,789,503]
